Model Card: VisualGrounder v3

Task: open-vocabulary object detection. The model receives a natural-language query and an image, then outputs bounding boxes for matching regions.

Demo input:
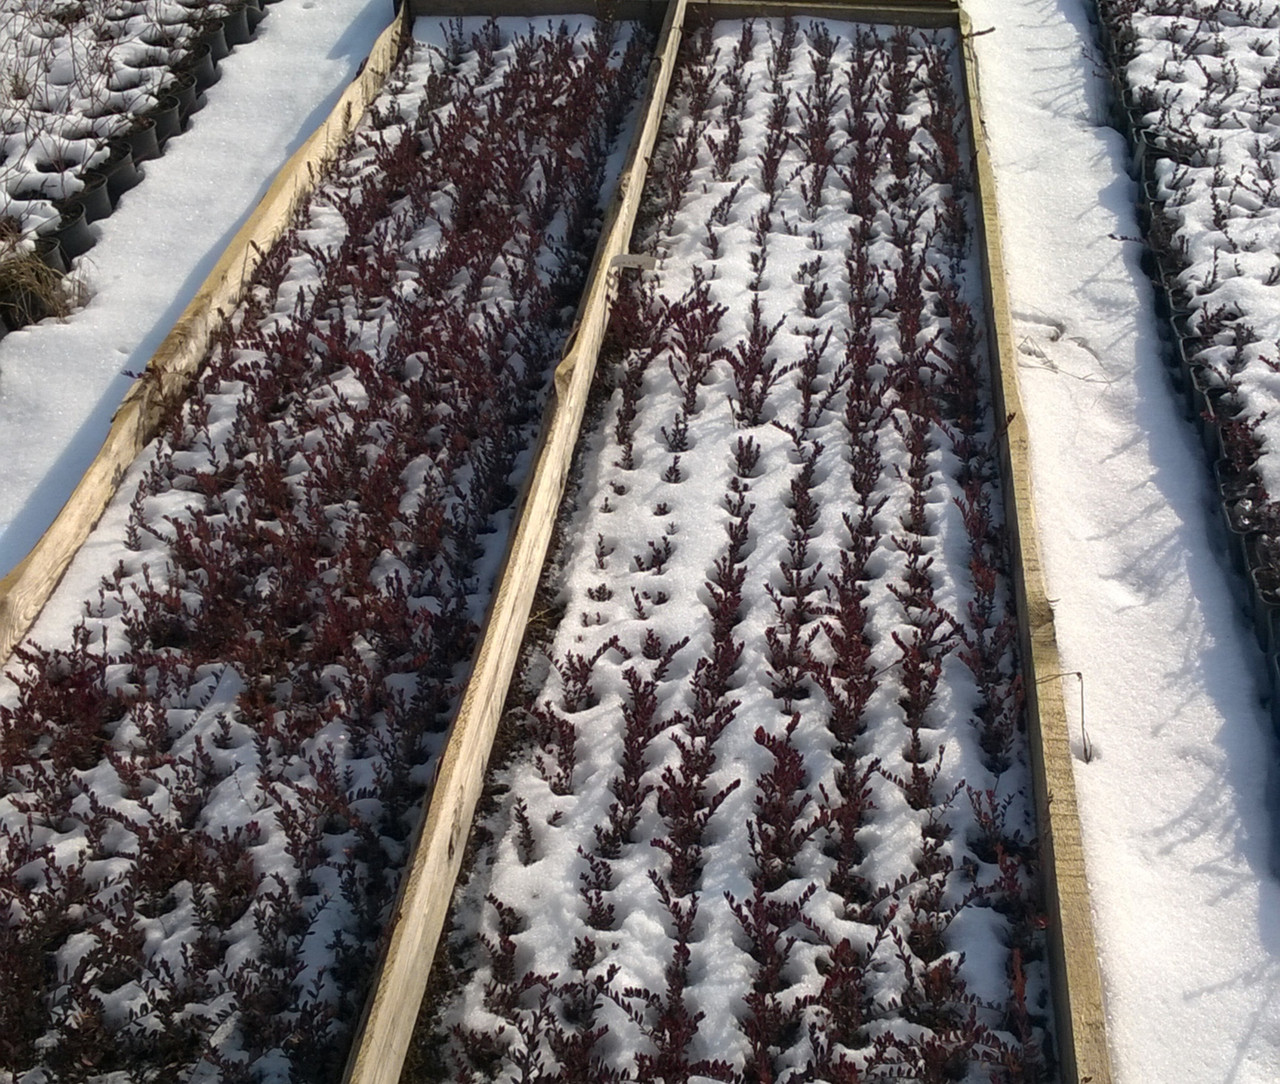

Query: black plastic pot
[1248,563,1280,655]
[41,202,93,261]
[1196,383,1242,466]
[202,21,231,62]
[1217,497,1254,578]
[98,139,142,205]
[179,42,220,92]
[222,2,253,47]
[166,70,200,121]
[1269,655,1280,738]
[144,95,183,146]
[33,235,67,275]
[63,171,112,224]
[126,117,161,165]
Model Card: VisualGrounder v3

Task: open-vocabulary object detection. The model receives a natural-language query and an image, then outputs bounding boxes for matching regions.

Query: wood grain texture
[960,10,1116,1084]
[0,6,411,668]
[339,4,690,1082]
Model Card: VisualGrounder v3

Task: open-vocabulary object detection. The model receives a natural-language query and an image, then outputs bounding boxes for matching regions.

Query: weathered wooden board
[339,3,691,1082]
[408,0,957,27]
[0,5,411,668]
[360,7,1116,1084]
[960,10,1115,1084]
[409,0,659,20]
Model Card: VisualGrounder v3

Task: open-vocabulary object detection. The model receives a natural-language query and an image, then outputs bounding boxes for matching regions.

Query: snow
[0,0,392,576]
[966,0,1280,1080]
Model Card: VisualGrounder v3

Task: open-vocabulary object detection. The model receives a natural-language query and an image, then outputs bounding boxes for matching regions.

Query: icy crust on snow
[429,20,1050,1083]
[0,16,648,1082]
[1117,0,1280,492]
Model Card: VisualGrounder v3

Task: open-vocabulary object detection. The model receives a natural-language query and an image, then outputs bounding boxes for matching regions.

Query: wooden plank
[959,10,1115,1084]
[0,5,411,667]
[699,0,959,27]
[339,3,690,1082]
[410,0,957,28]
[410,0,668,24]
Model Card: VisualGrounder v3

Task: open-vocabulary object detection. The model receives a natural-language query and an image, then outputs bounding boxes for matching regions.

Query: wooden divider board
[0,5,411,668]
[340,2,691,1081]
[409,0,956,22]
[959,10,1115,1084]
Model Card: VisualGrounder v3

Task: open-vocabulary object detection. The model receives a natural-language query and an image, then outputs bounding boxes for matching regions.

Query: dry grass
[0,239,84,328]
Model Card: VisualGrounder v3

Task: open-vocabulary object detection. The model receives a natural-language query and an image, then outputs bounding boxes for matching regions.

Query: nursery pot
[41,203,93,262]
[1269,654,1280,739]
[126,117,161,165]
[222,2,253,47]
[98,139,142,205]
[62,171,112,224]
[1248,561,1280,655]
[165,70,200,121]
[144,95,183,146]
[33,235,67,276]
[201,21,231,63]
[1217,493,1255,579]
[178,42,220,92]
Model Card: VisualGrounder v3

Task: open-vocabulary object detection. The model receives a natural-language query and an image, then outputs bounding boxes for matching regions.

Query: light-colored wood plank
[700,0,959,27]
[0,6,411,667]
[409,0,656,19]
[340,4,691,1082]
[959,9,1115,1084]
[410,0,958,28]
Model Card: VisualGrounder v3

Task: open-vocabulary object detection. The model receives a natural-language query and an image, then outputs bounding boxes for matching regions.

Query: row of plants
[0,0,268,330]
[1093,0,1280,722]
[0,15,650,1082]
[415,17,1050,1083]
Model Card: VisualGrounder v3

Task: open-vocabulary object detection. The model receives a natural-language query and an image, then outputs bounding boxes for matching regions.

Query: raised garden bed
[409,14,1055,1082]
[0,15,649,1080]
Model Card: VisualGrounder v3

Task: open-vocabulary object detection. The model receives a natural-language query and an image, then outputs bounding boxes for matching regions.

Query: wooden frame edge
[0,4,412,667]
[339,3,690,1081]
[959,9,1115,1084]
[408,0,958,27]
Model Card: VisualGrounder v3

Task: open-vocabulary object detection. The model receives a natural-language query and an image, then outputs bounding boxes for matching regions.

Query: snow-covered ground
[967,0,1280,1080]
[0,0,391,575]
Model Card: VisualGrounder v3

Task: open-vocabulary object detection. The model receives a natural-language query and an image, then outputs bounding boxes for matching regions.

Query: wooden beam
[959,8,1115,1084]
[695,0,959,27]
[409,0,669,26]
[409,0,958,27]
[0,5,411,668]
[339,3,690,1082]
